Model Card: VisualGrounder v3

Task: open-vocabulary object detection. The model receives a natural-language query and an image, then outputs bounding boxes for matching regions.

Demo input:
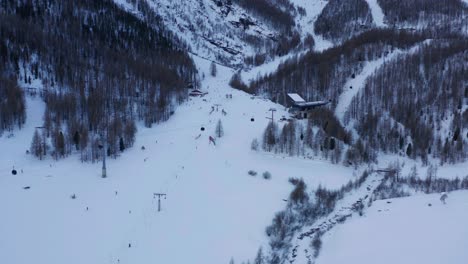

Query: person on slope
[209,136,216,146]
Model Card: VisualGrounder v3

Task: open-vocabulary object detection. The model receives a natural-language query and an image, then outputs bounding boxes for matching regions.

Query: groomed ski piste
[0,57,356,264]
[364,0,387,27]
[1,52,468,264]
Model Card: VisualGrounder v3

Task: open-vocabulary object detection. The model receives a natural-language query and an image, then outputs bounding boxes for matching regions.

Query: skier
[440,193,448,204]
[209,136,216,146]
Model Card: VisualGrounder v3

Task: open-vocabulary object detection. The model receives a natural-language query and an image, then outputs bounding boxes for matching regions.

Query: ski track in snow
[335,50,402,123]
[365,0,387,27]
[335,42,426,124]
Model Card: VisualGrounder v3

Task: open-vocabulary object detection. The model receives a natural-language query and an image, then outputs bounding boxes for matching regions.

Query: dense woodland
[246,27,467,166]
[378,0,467,35]
[348,39,468,164]
[1,0,198,161]
[315,0,374,42]
[256,109,356,165]
[0,76,25,134]
[250,29,426,107]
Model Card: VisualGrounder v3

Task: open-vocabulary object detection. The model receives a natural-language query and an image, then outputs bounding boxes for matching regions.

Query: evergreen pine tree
[406,143,412,157]
[59,132,65,155]
[73,131,80,150]
[210,61,217,77]
[31,130,43,160]
[254,247,264,264]
[119,137,125,152]
[215,119,224,138]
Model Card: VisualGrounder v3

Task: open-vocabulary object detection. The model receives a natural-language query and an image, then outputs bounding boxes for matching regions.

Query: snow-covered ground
[317,191,468,264]
[364,0,386,27]
[0,56,360,264]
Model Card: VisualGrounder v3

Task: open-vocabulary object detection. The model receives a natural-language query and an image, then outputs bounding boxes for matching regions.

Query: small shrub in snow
[263,171,272,180]
[248,170,257,176]
[210,61,217,77]
[288,177,300,185]
[311,234,322,258]
[251,138,259,151]
[440,193,448,204]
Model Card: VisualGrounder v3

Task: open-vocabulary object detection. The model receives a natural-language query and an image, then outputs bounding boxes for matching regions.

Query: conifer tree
[215,119,224,138]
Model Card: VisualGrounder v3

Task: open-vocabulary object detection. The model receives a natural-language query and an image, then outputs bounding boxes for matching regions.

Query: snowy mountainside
[289,0,333,51]
[114,0,281,66]
[1,1,468,264]
[377,0,468,35]
[0,57,360,264]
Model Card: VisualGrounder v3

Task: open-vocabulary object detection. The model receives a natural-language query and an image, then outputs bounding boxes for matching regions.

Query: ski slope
[365,0,387,27]
[335,42,428,124]
[335,50,402,123]
[317,191,468,264]
[0,57,359,264]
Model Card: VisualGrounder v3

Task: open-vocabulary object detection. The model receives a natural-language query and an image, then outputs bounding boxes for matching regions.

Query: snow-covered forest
[1,0,467,264]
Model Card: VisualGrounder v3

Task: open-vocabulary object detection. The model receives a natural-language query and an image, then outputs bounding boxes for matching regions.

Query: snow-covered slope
[365,0,386,27]
[291,0,333,51]
[2,2,467,264]
[317,191,468,264]
[0,56,359,264]
[114,0,278,66]
[334,50,401,123]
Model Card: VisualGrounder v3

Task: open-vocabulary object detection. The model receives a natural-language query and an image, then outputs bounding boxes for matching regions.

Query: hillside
[0,0,198,161]
[1,1,467,264]
[0,57,361,264]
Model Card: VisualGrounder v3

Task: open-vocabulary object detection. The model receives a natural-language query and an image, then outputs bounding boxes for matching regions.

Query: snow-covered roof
[287,93,305,103]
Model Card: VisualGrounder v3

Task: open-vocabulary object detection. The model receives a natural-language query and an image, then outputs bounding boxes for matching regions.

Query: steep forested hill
[0,0,198,161]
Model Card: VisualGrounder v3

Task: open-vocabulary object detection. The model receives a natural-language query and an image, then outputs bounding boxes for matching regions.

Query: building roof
[287,93,306,103]
[189,89,207,96]
[295,100,330,108]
